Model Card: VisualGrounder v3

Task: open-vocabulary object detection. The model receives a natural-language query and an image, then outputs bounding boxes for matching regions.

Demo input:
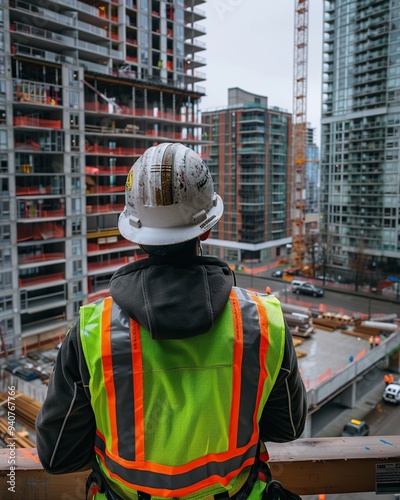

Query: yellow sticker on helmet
[125,169,133,191]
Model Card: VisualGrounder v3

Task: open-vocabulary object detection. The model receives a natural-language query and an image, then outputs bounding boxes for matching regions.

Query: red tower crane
[291,0,309,271]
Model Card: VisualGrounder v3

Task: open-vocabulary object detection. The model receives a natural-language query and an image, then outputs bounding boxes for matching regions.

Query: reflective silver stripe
[95,433,258,493]
[109,301,136,460]
[231,287,264,447]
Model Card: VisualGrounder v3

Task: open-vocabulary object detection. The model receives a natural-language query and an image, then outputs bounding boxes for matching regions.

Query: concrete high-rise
[202,88,292,263]
[306,126,319,217]
[0,0,207,353]
[320,0,400,277]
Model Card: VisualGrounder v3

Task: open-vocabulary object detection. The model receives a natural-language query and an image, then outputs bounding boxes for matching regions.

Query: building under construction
[0,0,208,353]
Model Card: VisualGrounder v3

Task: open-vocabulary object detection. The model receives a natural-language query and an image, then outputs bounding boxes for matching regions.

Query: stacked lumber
[352,323,382,339]
[321,312,354,325]
[0,391,42,430]
[0,417,35,448]
[311,317,345,332]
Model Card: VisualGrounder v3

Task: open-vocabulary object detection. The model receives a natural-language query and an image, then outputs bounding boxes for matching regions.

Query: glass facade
[320,0,400,273]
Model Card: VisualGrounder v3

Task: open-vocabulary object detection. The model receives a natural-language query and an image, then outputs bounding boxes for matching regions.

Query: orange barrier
[14,116,61,128]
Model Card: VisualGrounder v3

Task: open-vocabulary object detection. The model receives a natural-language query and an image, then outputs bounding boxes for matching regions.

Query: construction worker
[36,144,306,500]
[384,374,391,386]
[374,335,381,347]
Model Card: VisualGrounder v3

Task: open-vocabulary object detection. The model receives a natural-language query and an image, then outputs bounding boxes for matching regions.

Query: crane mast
[291,0,309,270]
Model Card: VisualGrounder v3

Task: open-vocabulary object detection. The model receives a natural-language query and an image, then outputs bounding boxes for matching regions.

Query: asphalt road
[235,273,399,318]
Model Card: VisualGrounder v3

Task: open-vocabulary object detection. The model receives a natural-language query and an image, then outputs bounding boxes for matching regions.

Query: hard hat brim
[118,194,223,246]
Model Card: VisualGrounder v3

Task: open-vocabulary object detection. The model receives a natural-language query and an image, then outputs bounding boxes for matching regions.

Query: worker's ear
[199,229,211,241]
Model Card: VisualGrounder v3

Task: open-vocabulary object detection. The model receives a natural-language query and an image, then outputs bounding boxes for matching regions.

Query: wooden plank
[268,435,400,495]
[0,438,399,498]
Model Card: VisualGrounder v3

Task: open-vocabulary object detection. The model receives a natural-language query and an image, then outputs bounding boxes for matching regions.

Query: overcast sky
[200,1,324,142]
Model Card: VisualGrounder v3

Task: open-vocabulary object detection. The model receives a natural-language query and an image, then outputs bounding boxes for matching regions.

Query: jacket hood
[109,256,234,340]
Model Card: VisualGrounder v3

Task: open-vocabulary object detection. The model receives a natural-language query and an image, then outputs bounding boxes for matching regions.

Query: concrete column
[302,413,312,438]
[339,381,357,408]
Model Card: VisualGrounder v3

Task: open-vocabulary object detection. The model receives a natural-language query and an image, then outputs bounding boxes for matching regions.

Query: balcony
[2,437,398,499]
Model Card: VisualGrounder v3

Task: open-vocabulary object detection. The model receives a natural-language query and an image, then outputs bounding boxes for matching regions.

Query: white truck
[383,382,400,404]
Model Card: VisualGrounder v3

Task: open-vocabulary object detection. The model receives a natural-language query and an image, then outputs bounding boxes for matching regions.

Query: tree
[349,239,368,292]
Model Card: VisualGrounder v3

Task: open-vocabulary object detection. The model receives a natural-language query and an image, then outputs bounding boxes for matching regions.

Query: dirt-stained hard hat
[118,143,223,246]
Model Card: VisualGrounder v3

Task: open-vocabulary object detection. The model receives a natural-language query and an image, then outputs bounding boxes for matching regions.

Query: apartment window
[1,176,7,195]
[72,260,83,276]
[69,70,79,86]
[70,114,79,129]
[139,13,148,29]
[71,238,82,256]
[0,9,3,26]
[0,80,4,101]
[176,41,184,56]
[0,223,10,243]
[0,56,5,77]
[0,107,5,124]
[139,0,148,12]
[140,49,149,65]
[71,197,81,214]
[174,7,184,23]
[0,247,10,267]
[71,134,80,151]
[0,199,9,219]
[0,31,4,51]
[0,295,12,313]
[72,280,82,296]
[0,130,6,150]
[0,271,12,290]
[140,30,149,48]
[71,218,82,235]
[175,25,184,40]
[71,176,81,195]
[73,300,82,315]
[69,91,79,108]
[0,155,5,172]
[71,156,80,173]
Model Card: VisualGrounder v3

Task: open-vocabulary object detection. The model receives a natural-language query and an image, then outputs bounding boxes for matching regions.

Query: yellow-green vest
[80,287,286,500]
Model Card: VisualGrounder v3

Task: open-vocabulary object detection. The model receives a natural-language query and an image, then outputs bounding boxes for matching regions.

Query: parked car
[271,270,283,277]
[383,383,400,404]
[317,276,336,283]
[341,419,370,437]
[293,282,324,297]
[290,279,308,291]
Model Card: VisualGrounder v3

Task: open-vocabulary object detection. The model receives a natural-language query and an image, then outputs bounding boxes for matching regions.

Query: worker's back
[79,288,287,499]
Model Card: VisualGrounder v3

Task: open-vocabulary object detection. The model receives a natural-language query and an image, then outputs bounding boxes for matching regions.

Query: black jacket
[36,255,307,474]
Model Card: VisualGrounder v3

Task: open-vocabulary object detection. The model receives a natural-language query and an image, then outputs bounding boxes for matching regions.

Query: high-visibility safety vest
[80,287,286,500]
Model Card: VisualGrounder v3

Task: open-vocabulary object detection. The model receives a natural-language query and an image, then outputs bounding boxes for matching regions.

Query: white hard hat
[118,143,223,246]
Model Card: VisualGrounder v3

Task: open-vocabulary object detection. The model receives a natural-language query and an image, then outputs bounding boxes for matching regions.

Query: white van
[383,383,400,404]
